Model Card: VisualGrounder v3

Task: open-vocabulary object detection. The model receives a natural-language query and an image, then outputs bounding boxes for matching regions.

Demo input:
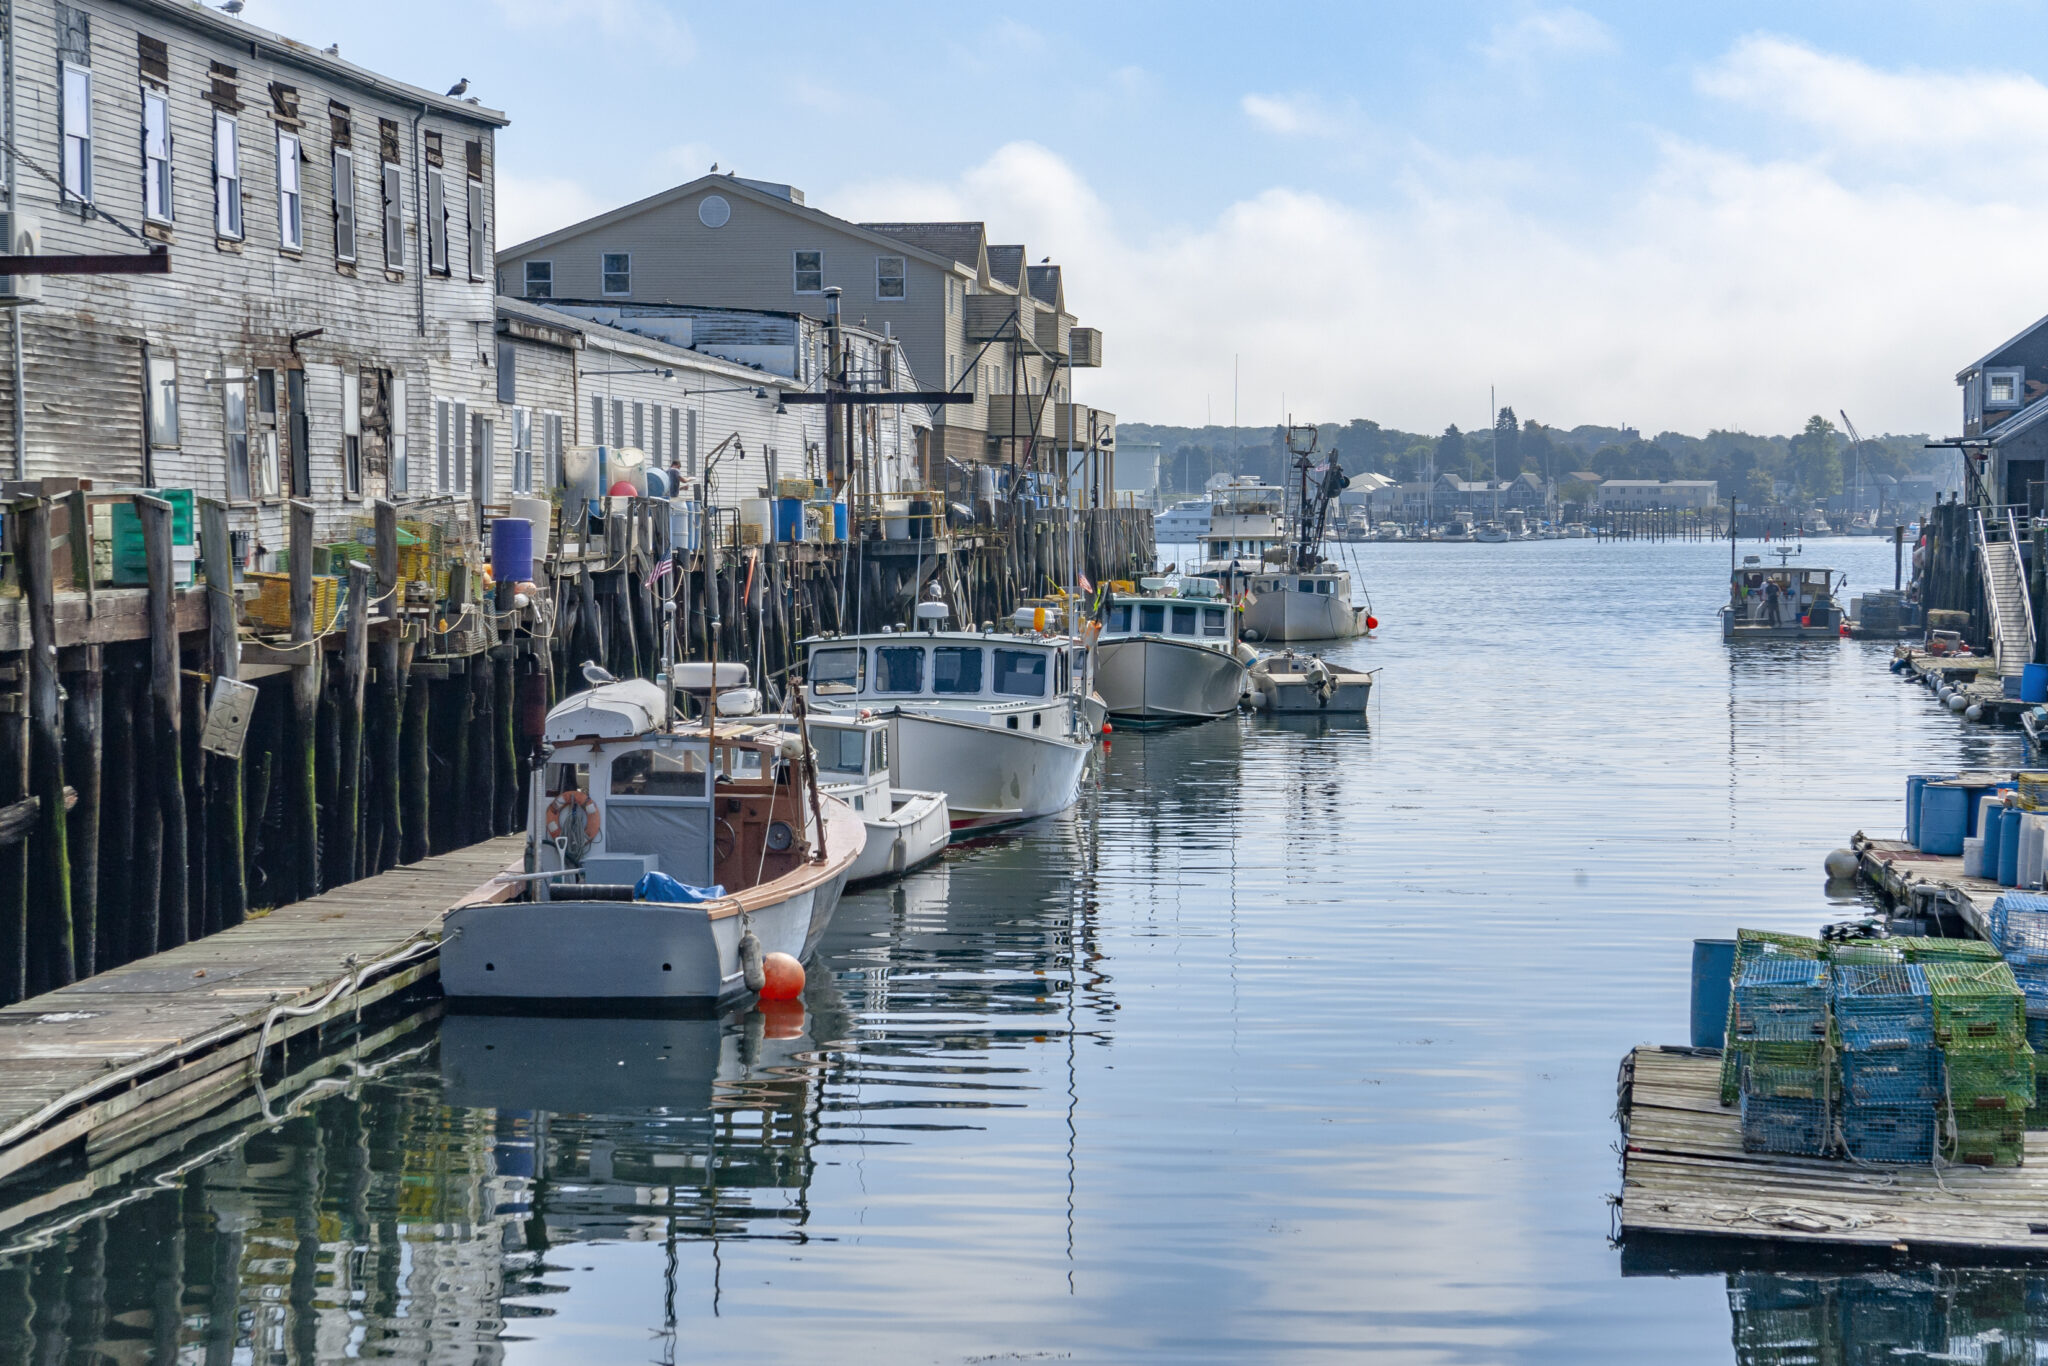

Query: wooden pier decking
[1855,834,2002,936]
[1618,1046,2048,1254]
[0,835,522,1186]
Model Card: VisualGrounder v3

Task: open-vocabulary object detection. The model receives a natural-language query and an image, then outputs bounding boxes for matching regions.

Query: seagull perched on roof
[445,76,469,97]
[581,660,616,687]
[217,0,244,12]
[709,162,718,172]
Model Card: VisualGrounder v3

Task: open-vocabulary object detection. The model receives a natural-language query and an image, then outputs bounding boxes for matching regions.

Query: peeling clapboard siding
[2,0,506,547]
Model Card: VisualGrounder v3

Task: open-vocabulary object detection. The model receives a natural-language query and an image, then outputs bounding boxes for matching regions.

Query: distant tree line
[1121,412,1953,505]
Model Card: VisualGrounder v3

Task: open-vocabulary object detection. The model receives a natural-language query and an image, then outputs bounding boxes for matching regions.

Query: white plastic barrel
[1964,836,1988,879]
[510,495,552,560]
[2022,814,2047,889]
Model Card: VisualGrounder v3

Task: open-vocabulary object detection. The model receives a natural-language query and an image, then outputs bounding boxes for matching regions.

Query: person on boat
[1764,578,1783,626]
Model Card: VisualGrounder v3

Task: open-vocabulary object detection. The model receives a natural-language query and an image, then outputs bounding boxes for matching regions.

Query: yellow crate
[775,477,816,500]
[2020,774,2048,812]
[246,571,341,633]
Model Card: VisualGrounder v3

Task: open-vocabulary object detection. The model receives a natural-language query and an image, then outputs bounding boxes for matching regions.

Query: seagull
[445,76,469,97]
[1041,256,1050,263]
[322,43,339,55]
[709,162,718,172]
[217,0,243,12]
[581,660,616,686]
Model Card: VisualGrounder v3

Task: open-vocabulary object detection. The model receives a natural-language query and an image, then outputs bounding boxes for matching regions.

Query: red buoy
[758,951,805,1001]
[1365,615,1379,630]
[1100,722,1113,735]
[608,479,638,497]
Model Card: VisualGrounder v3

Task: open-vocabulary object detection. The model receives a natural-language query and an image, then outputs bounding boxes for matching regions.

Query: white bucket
[510,495,552,560]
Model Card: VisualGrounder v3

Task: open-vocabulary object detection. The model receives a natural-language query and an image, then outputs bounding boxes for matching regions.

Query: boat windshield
[1139,604,1166,633]
[1171,605,1199,636]
[993,648,1048,697]
[1108,604,1131,632]
[609,746,706,798]
[874,645,925,694]
[813,725,867,775]
[933,645,984,695]
[811,646,864,694]
[1203,607,1227,637]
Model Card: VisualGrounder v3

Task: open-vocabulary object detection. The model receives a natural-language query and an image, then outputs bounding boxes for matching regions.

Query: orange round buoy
[1100,722,1113,735]
[758,997,805,1039]
[1365,615,1379,630]
[758,951,805,1001]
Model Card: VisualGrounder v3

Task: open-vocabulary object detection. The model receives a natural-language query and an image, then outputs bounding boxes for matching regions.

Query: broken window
[213,112,241,238]
[142,89,170,221]
[277,130,302,250]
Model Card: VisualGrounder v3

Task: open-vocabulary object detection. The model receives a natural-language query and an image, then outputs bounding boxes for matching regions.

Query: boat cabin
[532,682,817,900]
[1101,578,1235,648]
[805,633,1074,707]
[1251,569,1352,599]
[1727,565,1838,625]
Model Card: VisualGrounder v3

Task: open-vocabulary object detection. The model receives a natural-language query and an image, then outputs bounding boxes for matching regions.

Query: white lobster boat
[774,710,950,882]
[802,612,1096,834]
[441,680,863,1007]
[1095,577,1248,723]
[1244,648,1375,713]
[1240,566,1367,643]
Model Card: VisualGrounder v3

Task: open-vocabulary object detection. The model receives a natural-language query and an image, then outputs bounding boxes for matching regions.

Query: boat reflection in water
[0,991,840,1363]
[1726,1269,2048,1363]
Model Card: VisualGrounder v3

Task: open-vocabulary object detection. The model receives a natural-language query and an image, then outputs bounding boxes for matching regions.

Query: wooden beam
[17,500,74,993]
[286,501,319,903]
[777,390,973,406]
[0,252,171,276]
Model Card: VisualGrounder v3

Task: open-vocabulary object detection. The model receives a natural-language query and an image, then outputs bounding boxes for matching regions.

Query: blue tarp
[635,872,727,903]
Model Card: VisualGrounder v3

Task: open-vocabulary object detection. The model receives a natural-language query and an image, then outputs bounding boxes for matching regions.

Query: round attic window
[698,195,731,229]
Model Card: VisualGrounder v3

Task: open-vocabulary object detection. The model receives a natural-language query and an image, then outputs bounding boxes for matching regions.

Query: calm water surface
[0,537,2031,1364]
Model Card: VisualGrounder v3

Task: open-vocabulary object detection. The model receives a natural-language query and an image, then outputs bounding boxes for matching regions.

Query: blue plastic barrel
[645,468,669,498]
[1983,796,2007,877]
[833,502,848,540]
[1907,776,1930,845]
[1691,939,1737,1048]
[2003,806,2025,885]
[774,497,806,542]
[2026,664,2048,704]
[1919,784,1969,856]
[490,517,534,585]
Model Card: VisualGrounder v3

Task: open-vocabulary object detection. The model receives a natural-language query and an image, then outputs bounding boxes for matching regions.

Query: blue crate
[2030,1015,2048,1052]
[1736,957,1832,1042]
[1741,1092,1832,1156]
[1841,1104,1937,1164]
[1993,894,2048,966]
[1840,1050,1942,1105]
[1833,963,1934,1050]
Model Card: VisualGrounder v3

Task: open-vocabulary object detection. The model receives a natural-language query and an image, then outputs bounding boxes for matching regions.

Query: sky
[252,1,2048,440]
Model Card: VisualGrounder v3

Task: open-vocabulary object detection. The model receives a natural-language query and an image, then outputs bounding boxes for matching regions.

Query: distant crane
[1840,409,1870,528]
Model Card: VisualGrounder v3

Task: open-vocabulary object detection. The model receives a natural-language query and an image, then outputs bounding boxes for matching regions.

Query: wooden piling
[17,500,73,992]
[286,500,320,903]
[371,502,403,873]
[400,664,430,868]
[199,499,246,931]
[98,652,136,969]
[335,559,369,885]
[59,645,99,979]
[139,495,187,952]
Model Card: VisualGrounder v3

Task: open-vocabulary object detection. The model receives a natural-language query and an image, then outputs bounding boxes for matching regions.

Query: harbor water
[0,536,2027,1363]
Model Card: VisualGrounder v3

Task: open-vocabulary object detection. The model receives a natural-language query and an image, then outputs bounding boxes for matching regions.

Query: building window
[588,394,604,445]
[497,340,516,404]
[602,252,630,296]
[467,179,485,280]
[61,63,93,202]
[332,148,356,262]
[470,410,493,502]
[1987,367,2025,411]
[381,159,403,270]
[687,408,699,475]
[426,168,448,274]
[145,352,178,448]
[142,89,170,222]
[544,411,563,489]
[342,371,362,496]
[253,369,280,498]
[511,406,533,493]
[632,401,644,449]
[794,249,823,294]
[213,113,241,239]
[287,369,310,496]
[390,375,409,494]
[876,255,906,300]
[611,398,625,447]
[525,260,552,298]
[276,131,302,251]
[223,370,250,501]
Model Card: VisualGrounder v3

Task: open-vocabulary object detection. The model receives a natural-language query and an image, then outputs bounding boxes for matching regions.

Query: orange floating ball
[758,951,805,1001]
[1365,615,1379,630]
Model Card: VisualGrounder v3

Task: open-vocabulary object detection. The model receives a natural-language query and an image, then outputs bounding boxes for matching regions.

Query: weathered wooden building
[0,0,508,545]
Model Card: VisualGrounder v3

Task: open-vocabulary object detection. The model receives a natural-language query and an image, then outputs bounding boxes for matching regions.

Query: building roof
[987,245,1026,288]
[501,174,961,272]
[861,222,985,272]
[1026,264,1063,309]
[495,296,802,391]
[1567,470,1600,483]
[137,0,508,126]
[1959,309,2048,381]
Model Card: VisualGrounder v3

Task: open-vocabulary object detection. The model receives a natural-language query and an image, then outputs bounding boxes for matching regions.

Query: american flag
[651,553,673,584]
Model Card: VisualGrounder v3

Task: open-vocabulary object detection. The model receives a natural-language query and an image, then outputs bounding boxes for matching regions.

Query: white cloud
[824,109,2048,438]
[496,173,612,248]
[1241,93,1348,139]
[1699,34,2048,168]
[489,0,692,63]
[1482,8,1616,65]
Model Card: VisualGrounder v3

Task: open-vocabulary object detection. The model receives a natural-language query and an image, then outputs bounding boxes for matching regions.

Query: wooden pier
[1855,833,2003,935]
[1893,647,2028,726]
[0,834,520,1186]
[1618,1046,2048,1254]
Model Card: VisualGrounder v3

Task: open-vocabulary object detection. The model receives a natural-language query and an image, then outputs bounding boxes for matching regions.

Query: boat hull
[850,788,951,882]
[881,707,1093,832]
[1242,589,1364,643]
[1096,636,1248,721]
[1251,669,1373,713]
[1720,607,1844,642]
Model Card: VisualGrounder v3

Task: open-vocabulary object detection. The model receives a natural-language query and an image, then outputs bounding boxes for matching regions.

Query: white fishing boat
[1095,576,1249,723]
[1373,523,1406,542]
[1193,477,1288,588]
[775,709,950,883]
[1565,523,1589,538]
[802,608,1096,833]
[1243,648,1375,713]
[1155,497,1213,543]
[442,680,863,1006]
[1239,421,1373,643]
[1474,520,1511,543]
[1439,518,1473,542]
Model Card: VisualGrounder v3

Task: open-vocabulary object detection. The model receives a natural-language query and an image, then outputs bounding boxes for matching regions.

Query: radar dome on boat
[915,600,951,624]
[715,687,762,717]
[545,679,667,742]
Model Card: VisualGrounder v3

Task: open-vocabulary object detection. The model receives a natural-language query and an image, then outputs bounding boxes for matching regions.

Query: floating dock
[1893,647,2028,726]
[1855,833,2001,936]
[0,834,521,1186]
[1617,1046,2048,1255]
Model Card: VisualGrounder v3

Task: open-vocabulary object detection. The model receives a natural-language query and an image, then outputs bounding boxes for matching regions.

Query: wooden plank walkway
[0,836,523,1184]
[1619,1046,2048,1254]
[1856,834,2003,937]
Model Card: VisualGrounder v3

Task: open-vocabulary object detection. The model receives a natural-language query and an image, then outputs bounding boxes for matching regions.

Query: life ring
[545,790,601,844]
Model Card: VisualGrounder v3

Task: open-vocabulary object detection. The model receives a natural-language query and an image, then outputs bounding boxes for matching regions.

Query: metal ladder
[1975,507,2036,680]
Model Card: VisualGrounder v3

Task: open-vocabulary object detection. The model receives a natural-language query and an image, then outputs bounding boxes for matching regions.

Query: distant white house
[1596,479,1719,510]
